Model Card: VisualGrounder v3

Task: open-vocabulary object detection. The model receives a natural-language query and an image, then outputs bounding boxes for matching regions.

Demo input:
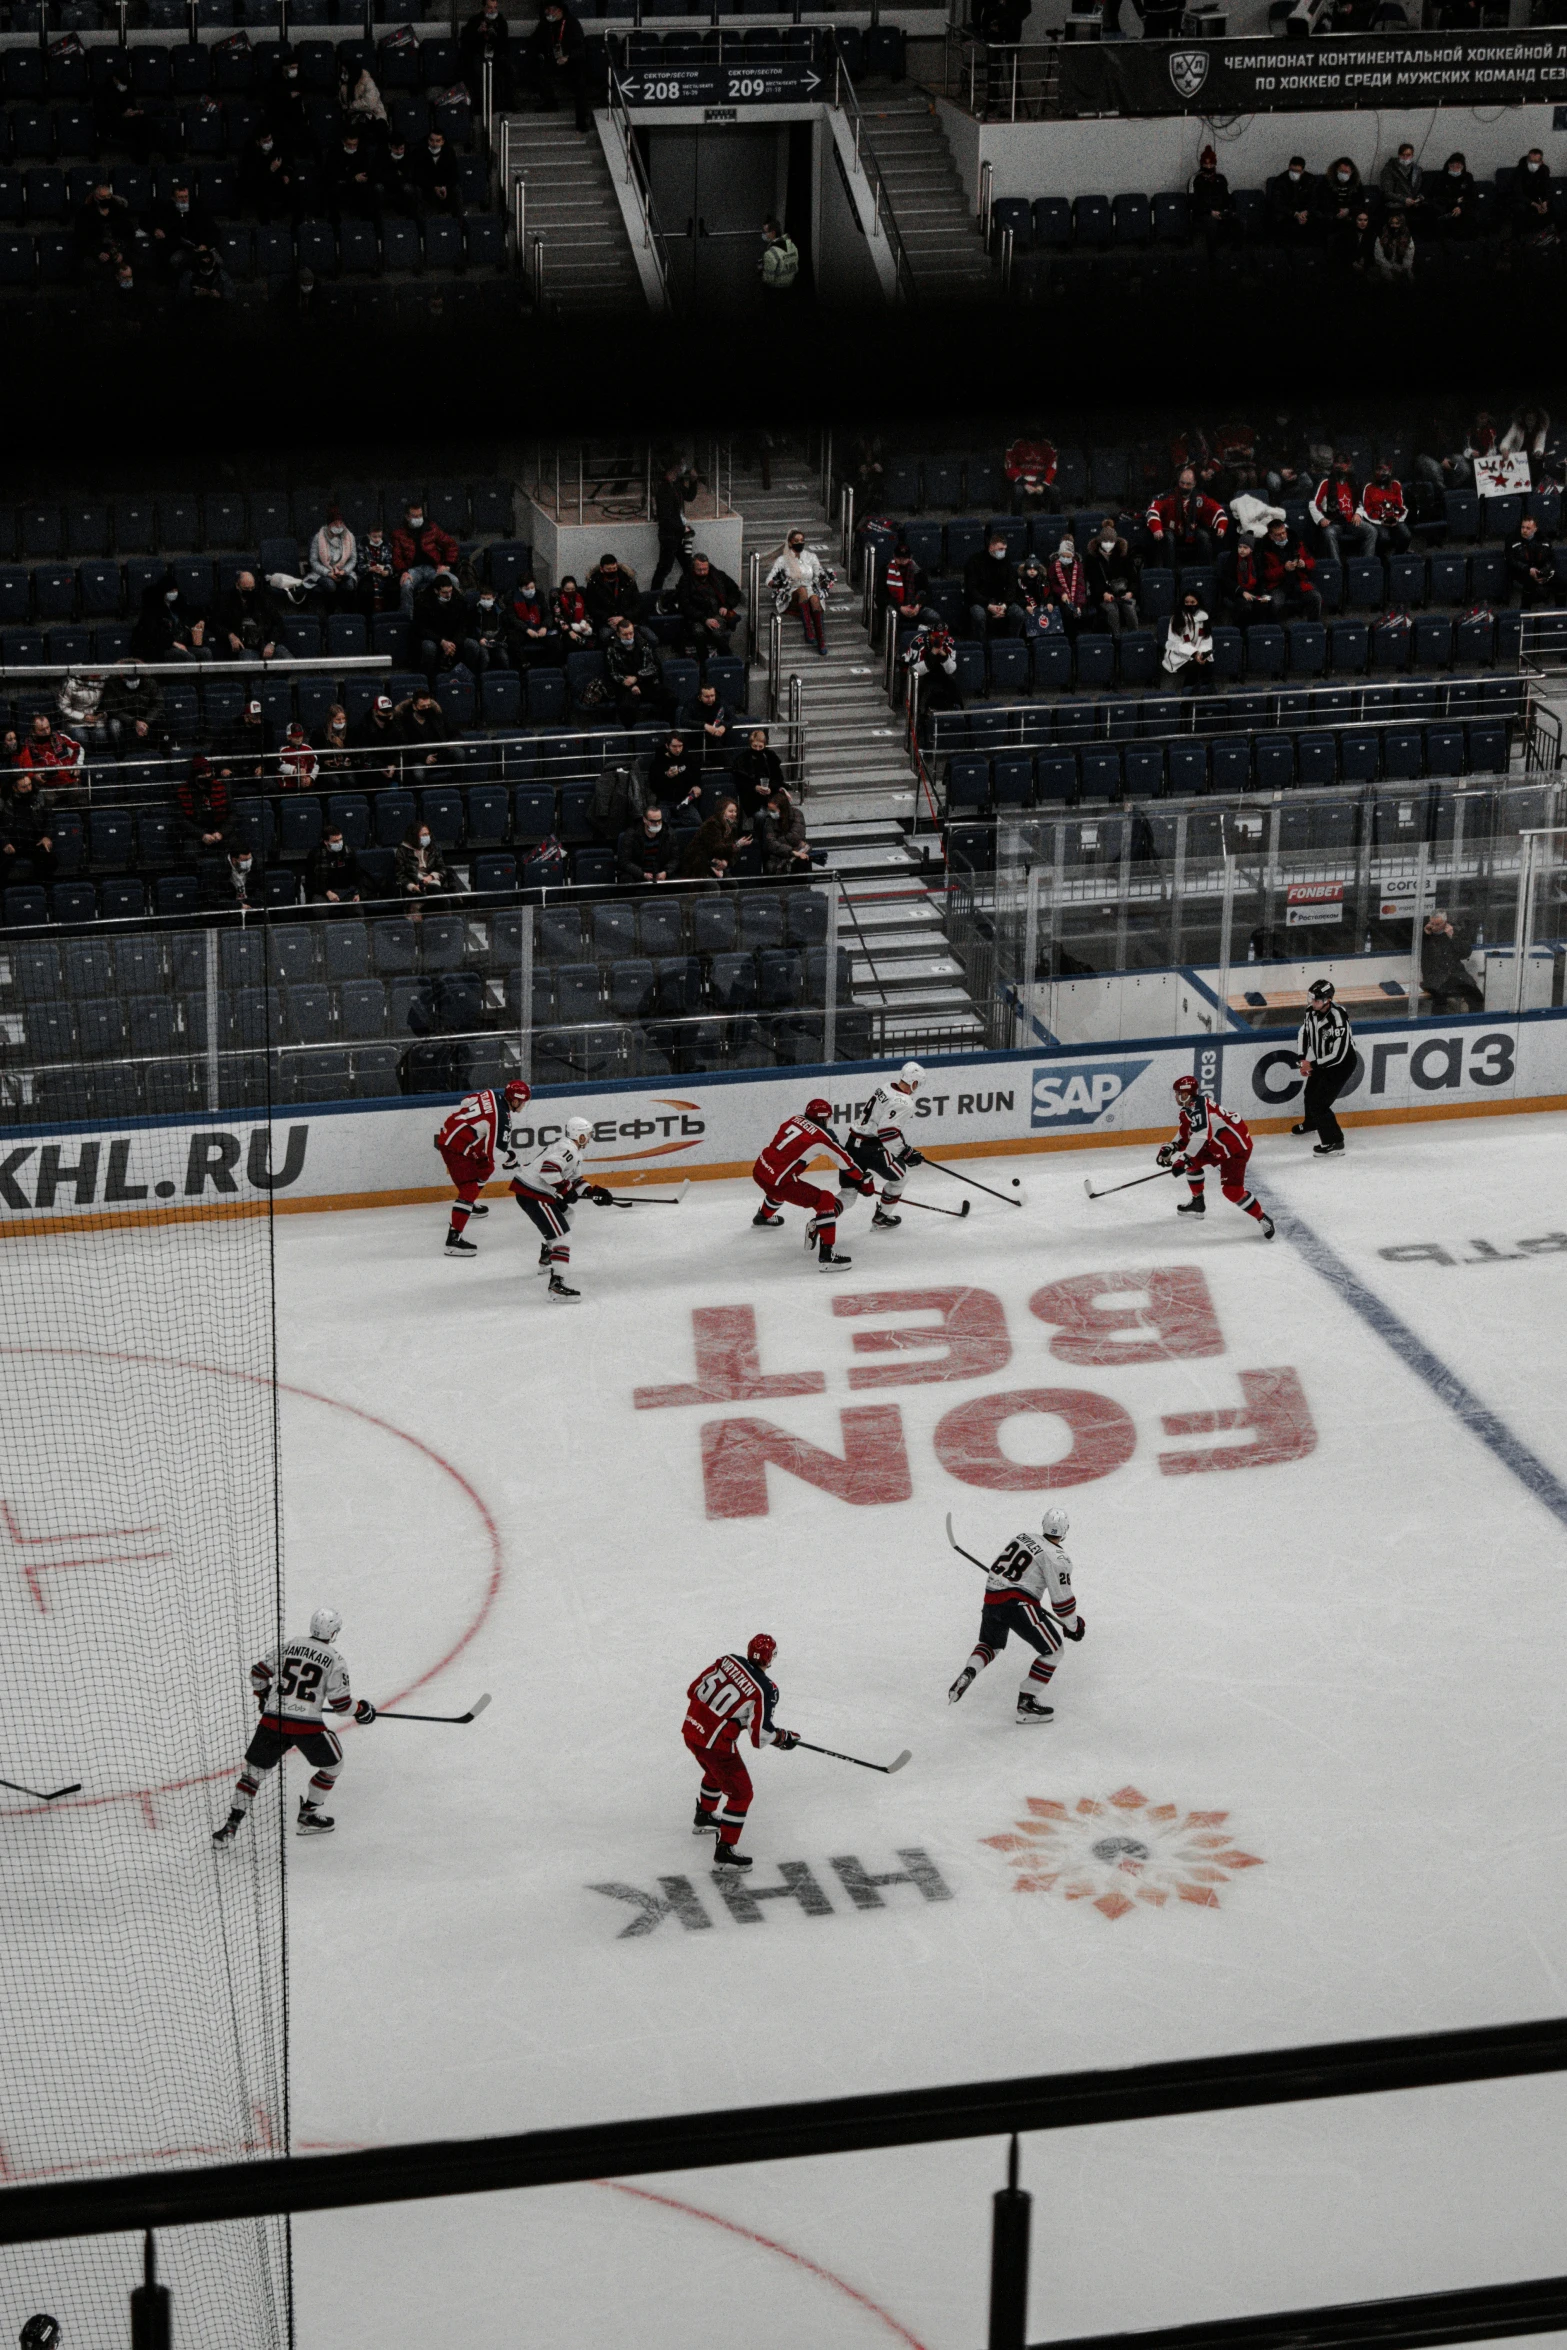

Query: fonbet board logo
[1031,1058,1151,1130]
[1168,47,1209,97]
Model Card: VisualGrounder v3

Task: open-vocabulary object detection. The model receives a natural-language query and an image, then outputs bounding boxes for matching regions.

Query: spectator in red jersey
[683,1634,799,1867]
[176,754,233,856]
[510,573,562,664]
[277,721,319,791]
[880,544,928,623]
[0,774,56,884]
[1256,516,1322,621]
[1004,431,1059,514]
[1146,466,1228,566]
[553,573,594,647]
[393,500,460,615]
[1221,534,1273,631]
[17,713,84,785]
[1310,454,1377,563]
[1358,462,1411,556]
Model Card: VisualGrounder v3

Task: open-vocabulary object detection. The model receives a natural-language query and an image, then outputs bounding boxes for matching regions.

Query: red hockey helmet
[804,1097,832,1122]
[504,1079,532,1110]
[747,1633,778,1669]
[1172,1075,1199,1105]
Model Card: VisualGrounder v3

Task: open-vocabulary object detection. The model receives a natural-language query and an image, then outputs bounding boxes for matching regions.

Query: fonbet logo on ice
[983,1786,1264,1922]
[1031,1059,1151,1131]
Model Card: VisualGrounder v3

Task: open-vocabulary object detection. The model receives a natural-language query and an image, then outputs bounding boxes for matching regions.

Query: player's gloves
[586,1184,616,1206]
[1063,1615,1086,1642]
[902,1147,925,1167]
[1156,1143,1175,1168]
[850,1172,877,1196]
[354,1698,377,1724]
[773,1728,800,1750]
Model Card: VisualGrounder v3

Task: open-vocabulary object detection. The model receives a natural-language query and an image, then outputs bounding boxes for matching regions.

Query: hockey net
[0,918,290,2349]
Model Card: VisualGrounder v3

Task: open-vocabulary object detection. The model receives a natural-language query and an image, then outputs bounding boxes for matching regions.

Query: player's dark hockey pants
[685,1723,752,1848]
[233,1720,343,1817]
[1302,1059,1352,1148]
[970,1593,1063,1694]
[845,1131,905,1205]
[512,1183,572,1264]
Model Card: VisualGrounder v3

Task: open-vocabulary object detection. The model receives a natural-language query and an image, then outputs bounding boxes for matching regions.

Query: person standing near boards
[1295,977,1353,1155]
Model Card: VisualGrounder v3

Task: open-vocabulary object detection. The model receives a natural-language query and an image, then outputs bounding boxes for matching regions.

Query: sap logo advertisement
[1031,1060,1153,1129]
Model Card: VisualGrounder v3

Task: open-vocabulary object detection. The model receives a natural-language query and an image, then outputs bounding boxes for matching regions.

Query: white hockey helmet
[564,1116,592,1148]
[898,1060,925,1091]
[1040,1507,1070,1543]
[310,1607,342,1645]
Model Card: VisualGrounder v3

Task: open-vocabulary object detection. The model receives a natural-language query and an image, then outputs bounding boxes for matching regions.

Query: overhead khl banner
[1057,32,1567,115]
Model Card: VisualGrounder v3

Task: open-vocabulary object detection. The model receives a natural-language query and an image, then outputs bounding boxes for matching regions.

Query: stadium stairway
[859,90,996,302]
[502,114,645,314]
[736,450,984,1049]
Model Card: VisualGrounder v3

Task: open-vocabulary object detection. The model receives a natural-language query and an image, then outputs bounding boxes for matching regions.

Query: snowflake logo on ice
[982,1786,1264,1920]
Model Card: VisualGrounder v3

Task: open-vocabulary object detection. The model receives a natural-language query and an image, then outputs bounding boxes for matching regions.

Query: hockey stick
[944,1512,989,1573]
[603,1183,691,1207]
[793,1739,911,1775]
[900,1195,970,1219]
[373,1694,492,1724]
[0,1775,82,1802]
[928,1160,1026,1208]
[1083,1167,1175,1202]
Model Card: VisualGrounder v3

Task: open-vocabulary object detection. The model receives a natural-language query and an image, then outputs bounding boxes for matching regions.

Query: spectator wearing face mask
[1221,533,1272,632]
[218,570,281,660]
[316,704,355,773]
[1,774,57,885]
[1506,515,1559,607]
[240,125,300,222]
[965,530,1025,641]
[607,615,668,726]
[1268,157,1319,246]
[1310,454,1377,563]
[1313,156,1363,234]
[132,568,206,662]
[1084,519,1141,635]
[209,846,264,907]
[766,530,832,655]
[309,507,359,599]
[1372,210,1416,285]
[648,733,701,818]
[351,692,402,775]
[617,800,673,883]
[17,713,84,784]
[1045,536,1087,634]
[1509,154,1555,250]
[466,582,519,671]
[360,527,400,614]
[1358,463,1411,555]
[1189,147,1239,250]
[1379,142,1427,225]
[148,175,217,277]
[393,502,460,613]
[1163,592,1213,690]
[524,0,590,131]
[176,754,232,856]
[308,824,362,904]
[101,662,167,759]
[397,818,450,896]
[277,721,319,792]
[510,575,561,665]
[554,574,594,646]
[397,693,447,762]
[1429,152,1478,239]
[414,574,479,682]
[1256,518,1322,621]
[584,553,642,637]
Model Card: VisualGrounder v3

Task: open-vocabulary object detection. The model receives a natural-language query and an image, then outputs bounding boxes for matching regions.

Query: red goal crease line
[1,1092,1565,1239]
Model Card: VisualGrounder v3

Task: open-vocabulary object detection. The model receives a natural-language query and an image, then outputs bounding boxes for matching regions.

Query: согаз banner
[1058,32,1567,116]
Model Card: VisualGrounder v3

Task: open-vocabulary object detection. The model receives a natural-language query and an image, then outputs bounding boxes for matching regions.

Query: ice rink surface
[262,1112,1567,2347]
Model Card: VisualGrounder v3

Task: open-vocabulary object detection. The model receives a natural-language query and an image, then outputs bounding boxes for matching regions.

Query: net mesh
[0,920,289,2349]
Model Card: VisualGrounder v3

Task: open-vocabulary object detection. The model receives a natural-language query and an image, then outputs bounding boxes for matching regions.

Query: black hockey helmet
[21,2318,61,2350]
[1307,978,1336,1002]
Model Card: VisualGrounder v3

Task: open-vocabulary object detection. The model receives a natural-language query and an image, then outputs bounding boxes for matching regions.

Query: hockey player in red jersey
[1158,1075,1274,1237]
[684,1632,799,1870]
[435,1078,531,1257]
[751,1098,876,1270]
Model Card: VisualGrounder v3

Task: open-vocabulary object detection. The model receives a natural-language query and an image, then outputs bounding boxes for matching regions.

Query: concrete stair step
[852,979,973,1010]
[851,954,966,988]
[802,790,915,825]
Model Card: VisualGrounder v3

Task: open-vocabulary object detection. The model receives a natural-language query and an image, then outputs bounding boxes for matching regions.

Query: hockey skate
[692,1805,719,1835]
[1015,1694,1054,1724]
[547,1271,580,1302]
[711,1843,752,1870]
[1313,1142,1344,1156]
[1258,1213,1276,1239]
[1175,1194,1206,1215]
[444,1231,478,1256]
[1291,1122,1312,1136]
[872,1205,902,1229]
[948,1666,976,1704]
[296,1800,335,1835]
[467,1201,489,1217]
[212,1812,242,1843]
[752,1205,784,1228]
[817,1246,853,1271]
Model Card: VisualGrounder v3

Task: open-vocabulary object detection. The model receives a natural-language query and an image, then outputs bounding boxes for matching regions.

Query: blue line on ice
[1273,1201,1567,1532]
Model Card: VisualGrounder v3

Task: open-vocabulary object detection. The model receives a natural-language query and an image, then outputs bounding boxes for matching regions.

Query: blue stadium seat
[1074,633,1115,689]
[1253,734,1293,789]
[1111,192,1149,244]
[1388,553,1426,607]
[1294,732,1337,786]
[1073,194,1112,247]
[512,784,554,842]
[1443,490,1479,542]
[1210,740,1250,792]
[374,790,416,848]
[1413,617,1453,669]
[325,793,371,850]
[1031,637,1072,692]
[472,852,517,893]
[1078,747,1121,797]
[1454,613,1495,667]
[946,757,987,813]
[1245,626,1286,678]
[1467,720,1507,773]
[1345,558,1384,610]
[1424,725,1465,777]
[991,753,1032,807]
[1122,744,1163,796]
[1033,197,1071,247]
[1371,618,1411,672]
[1116,631,1157,687]
[1382,728,1424,780]
[1152,190,1190,241]
[1034,750,1076,804]
[1429,552,1468,604]
[989,639,1029,696]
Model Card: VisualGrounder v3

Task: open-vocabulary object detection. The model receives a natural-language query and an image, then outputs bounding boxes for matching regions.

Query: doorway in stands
[643,124,805,310]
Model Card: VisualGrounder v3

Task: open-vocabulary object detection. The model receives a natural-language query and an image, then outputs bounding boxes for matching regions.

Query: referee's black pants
[1303,1060,1350,1148]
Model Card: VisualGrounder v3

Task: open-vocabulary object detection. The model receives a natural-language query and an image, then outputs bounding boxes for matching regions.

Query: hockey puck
[1010,1178,1020,1189]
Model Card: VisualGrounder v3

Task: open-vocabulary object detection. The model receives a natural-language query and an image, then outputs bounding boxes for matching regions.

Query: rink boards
[4,1005,1567,1228]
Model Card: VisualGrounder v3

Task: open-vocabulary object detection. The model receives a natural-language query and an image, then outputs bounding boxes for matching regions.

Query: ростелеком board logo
[1168,48,1209,97]
[1031,1059,1152,1129]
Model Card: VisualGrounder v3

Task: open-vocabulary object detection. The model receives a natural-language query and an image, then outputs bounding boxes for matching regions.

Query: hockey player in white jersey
[505,1115,617,1300]
[947,1506,1085,1722]
[213,1607,376,1840]
[844,1062,926,1231]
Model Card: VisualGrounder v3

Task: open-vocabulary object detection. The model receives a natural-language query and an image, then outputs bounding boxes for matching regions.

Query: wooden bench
[1226,981,1409,1030]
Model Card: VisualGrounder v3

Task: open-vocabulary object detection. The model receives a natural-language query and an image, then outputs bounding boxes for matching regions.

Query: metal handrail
[978,155,994,240]
[606,69,675,314]
[861,545,878,636]
[768,611,783,720]
[747,551,763,665]
[944,26,1057,122]
[826,37,916,304]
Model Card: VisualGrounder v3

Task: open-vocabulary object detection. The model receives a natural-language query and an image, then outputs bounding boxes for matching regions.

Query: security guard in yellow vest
[760,217,800,293]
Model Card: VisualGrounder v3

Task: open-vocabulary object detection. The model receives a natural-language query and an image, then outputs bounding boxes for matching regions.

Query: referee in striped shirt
[1294,978,1353,1155]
